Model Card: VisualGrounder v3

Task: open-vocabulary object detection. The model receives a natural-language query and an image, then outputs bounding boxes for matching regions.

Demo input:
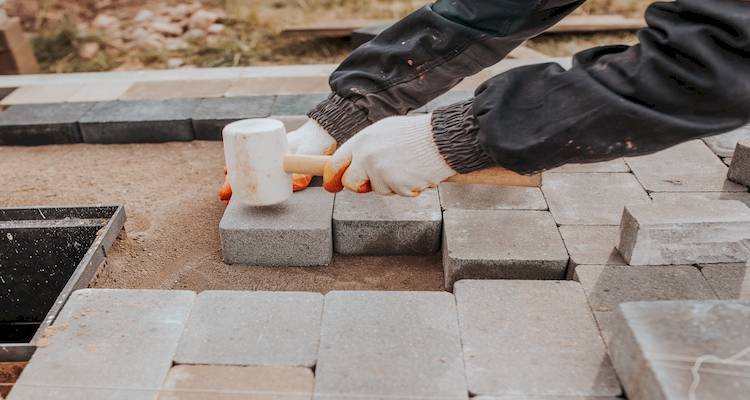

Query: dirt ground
[0,142,444,293]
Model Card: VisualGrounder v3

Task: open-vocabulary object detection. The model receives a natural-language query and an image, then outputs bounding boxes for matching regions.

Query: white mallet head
[223,118,292,206]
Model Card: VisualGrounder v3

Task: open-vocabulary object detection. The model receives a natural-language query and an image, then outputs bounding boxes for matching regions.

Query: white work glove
[286,119,338,191]
[323,114,456,196]
[219,119,336,204]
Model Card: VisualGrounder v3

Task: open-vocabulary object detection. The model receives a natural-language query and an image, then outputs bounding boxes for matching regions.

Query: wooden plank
[282,14,646,39]
[0,18,39,75]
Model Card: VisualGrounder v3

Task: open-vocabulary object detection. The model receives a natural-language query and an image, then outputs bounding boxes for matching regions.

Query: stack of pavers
[2,62,750,400]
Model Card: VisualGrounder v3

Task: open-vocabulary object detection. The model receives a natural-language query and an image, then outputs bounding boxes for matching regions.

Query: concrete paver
[443,209,568,289]
[220,188,334,266]
[314,291,467,400]
[192,96,275,140]
[650,191,750,207]
[559,225,625,272]
[609,300,750,400]
[700,263,750,300]
[454,280,621,398]
[120,79,233,100]
[0,84,81,105]
[79,99,199,143]
[574,265,716,343]
[728,138,750,187]
[438,183,547,210]
[67,81,133,102]
[159,365,313,400]
[425,90,473,112]
[269,115,309,131]
[226,77,329,96]
[0,102,94,145]
[546,158,630,173]
[618,200,750,265]
[271,94,328,116]
[174,291,323,367]
[9,289,195,400]
[542,173,650,225]
[703,124,750,157]
[332,189,442,255]
[626,140,745,192]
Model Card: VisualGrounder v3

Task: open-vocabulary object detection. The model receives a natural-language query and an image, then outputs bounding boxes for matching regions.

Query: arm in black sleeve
[433,0,750,174]
[309,0,585,143]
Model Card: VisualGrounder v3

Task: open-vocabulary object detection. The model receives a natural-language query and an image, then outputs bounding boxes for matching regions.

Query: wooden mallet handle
[282,154,541,187]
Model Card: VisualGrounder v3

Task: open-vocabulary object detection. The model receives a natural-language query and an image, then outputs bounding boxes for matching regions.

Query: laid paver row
[9,283,620,400]
[0,95,332,145]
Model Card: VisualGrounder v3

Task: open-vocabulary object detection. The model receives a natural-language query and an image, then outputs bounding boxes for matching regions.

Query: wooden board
[282,14,646,39]
[0,17,39,75]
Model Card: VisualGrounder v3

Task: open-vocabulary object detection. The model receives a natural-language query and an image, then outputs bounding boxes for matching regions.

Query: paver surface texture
[541,173,651,225]
[625,140,745,192]
[174,291,323,367]
[728,138,750,186]
[609,300,750,400]
[618,200,750,265]
[333,189,442,255]
[314,291,468,399]
[158,365,313,400]
[454,280,621,398]
[700,263,750,300]
[546,158,630,173]
[438,183,547,210]
[9,289,195,400]
[0,142,444,292]
[574,265,716,343]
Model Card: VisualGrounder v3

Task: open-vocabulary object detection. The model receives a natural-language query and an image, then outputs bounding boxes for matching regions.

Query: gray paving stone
[425,90,473,112]
[120,79,233,100]
[547,158,630,173]
[443,209,568,289]
[9,289,195,400]
[332,189,441,255]
[438,183,547,210]
[626,140,745,192]
[474,397,620,400]
[728,138,750,186]
[67,81,132,102]
[220,188,334,266]
[454,280,621,398]
[0,84,81,105]
[191,96,275,140]
[651,191,750,207]
[724,157,732,167]
[559,225,626,273]
[609,300,750,400]
[174,291,323,367]
[700,263,750,300]
[703,124,750,157]
[0,102,94,145]
[159,365,314,400]
[617,200,750,265]
[574,265,716,344]
[271,94,328,116]
[314,291,467,400]
[79,99,199,144]
[270,115,309,131]
[542,173,651,225]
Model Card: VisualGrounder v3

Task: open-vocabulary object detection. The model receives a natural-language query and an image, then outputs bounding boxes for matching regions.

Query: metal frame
[0,205,126,361]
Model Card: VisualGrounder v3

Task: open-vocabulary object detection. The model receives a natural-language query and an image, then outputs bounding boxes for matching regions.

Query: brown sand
[0,142,443,293]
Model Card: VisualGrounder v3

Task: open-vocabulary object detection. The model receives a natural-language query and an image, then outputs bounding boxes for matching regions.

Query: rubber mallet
[223,118,541,206]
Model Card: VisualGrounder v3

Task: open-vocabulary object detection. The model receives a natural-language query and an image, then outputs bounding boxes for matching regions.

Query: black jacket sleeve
[434,0,750,174]
[309,0,585,143]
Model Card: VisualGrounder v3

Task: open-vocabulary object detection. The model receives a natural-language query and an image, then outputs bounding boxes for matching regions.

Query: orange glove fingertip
[292,174,313,192]
[323,158,350,193]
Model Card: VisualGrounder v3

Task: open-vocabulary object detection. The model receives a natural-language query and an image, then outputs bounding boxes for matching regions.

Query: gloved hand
[323,114,456,196]
[218,119,337,204]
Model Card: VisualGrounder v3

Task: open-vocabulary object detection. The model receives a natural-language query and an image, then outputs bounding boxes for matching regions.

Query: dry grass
[9,0,655,72]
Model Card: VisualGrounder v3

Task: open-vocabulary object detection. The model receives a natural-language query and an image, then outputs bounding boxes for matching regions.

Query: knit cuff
[431,99,496,174]
[307,93,372,144]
